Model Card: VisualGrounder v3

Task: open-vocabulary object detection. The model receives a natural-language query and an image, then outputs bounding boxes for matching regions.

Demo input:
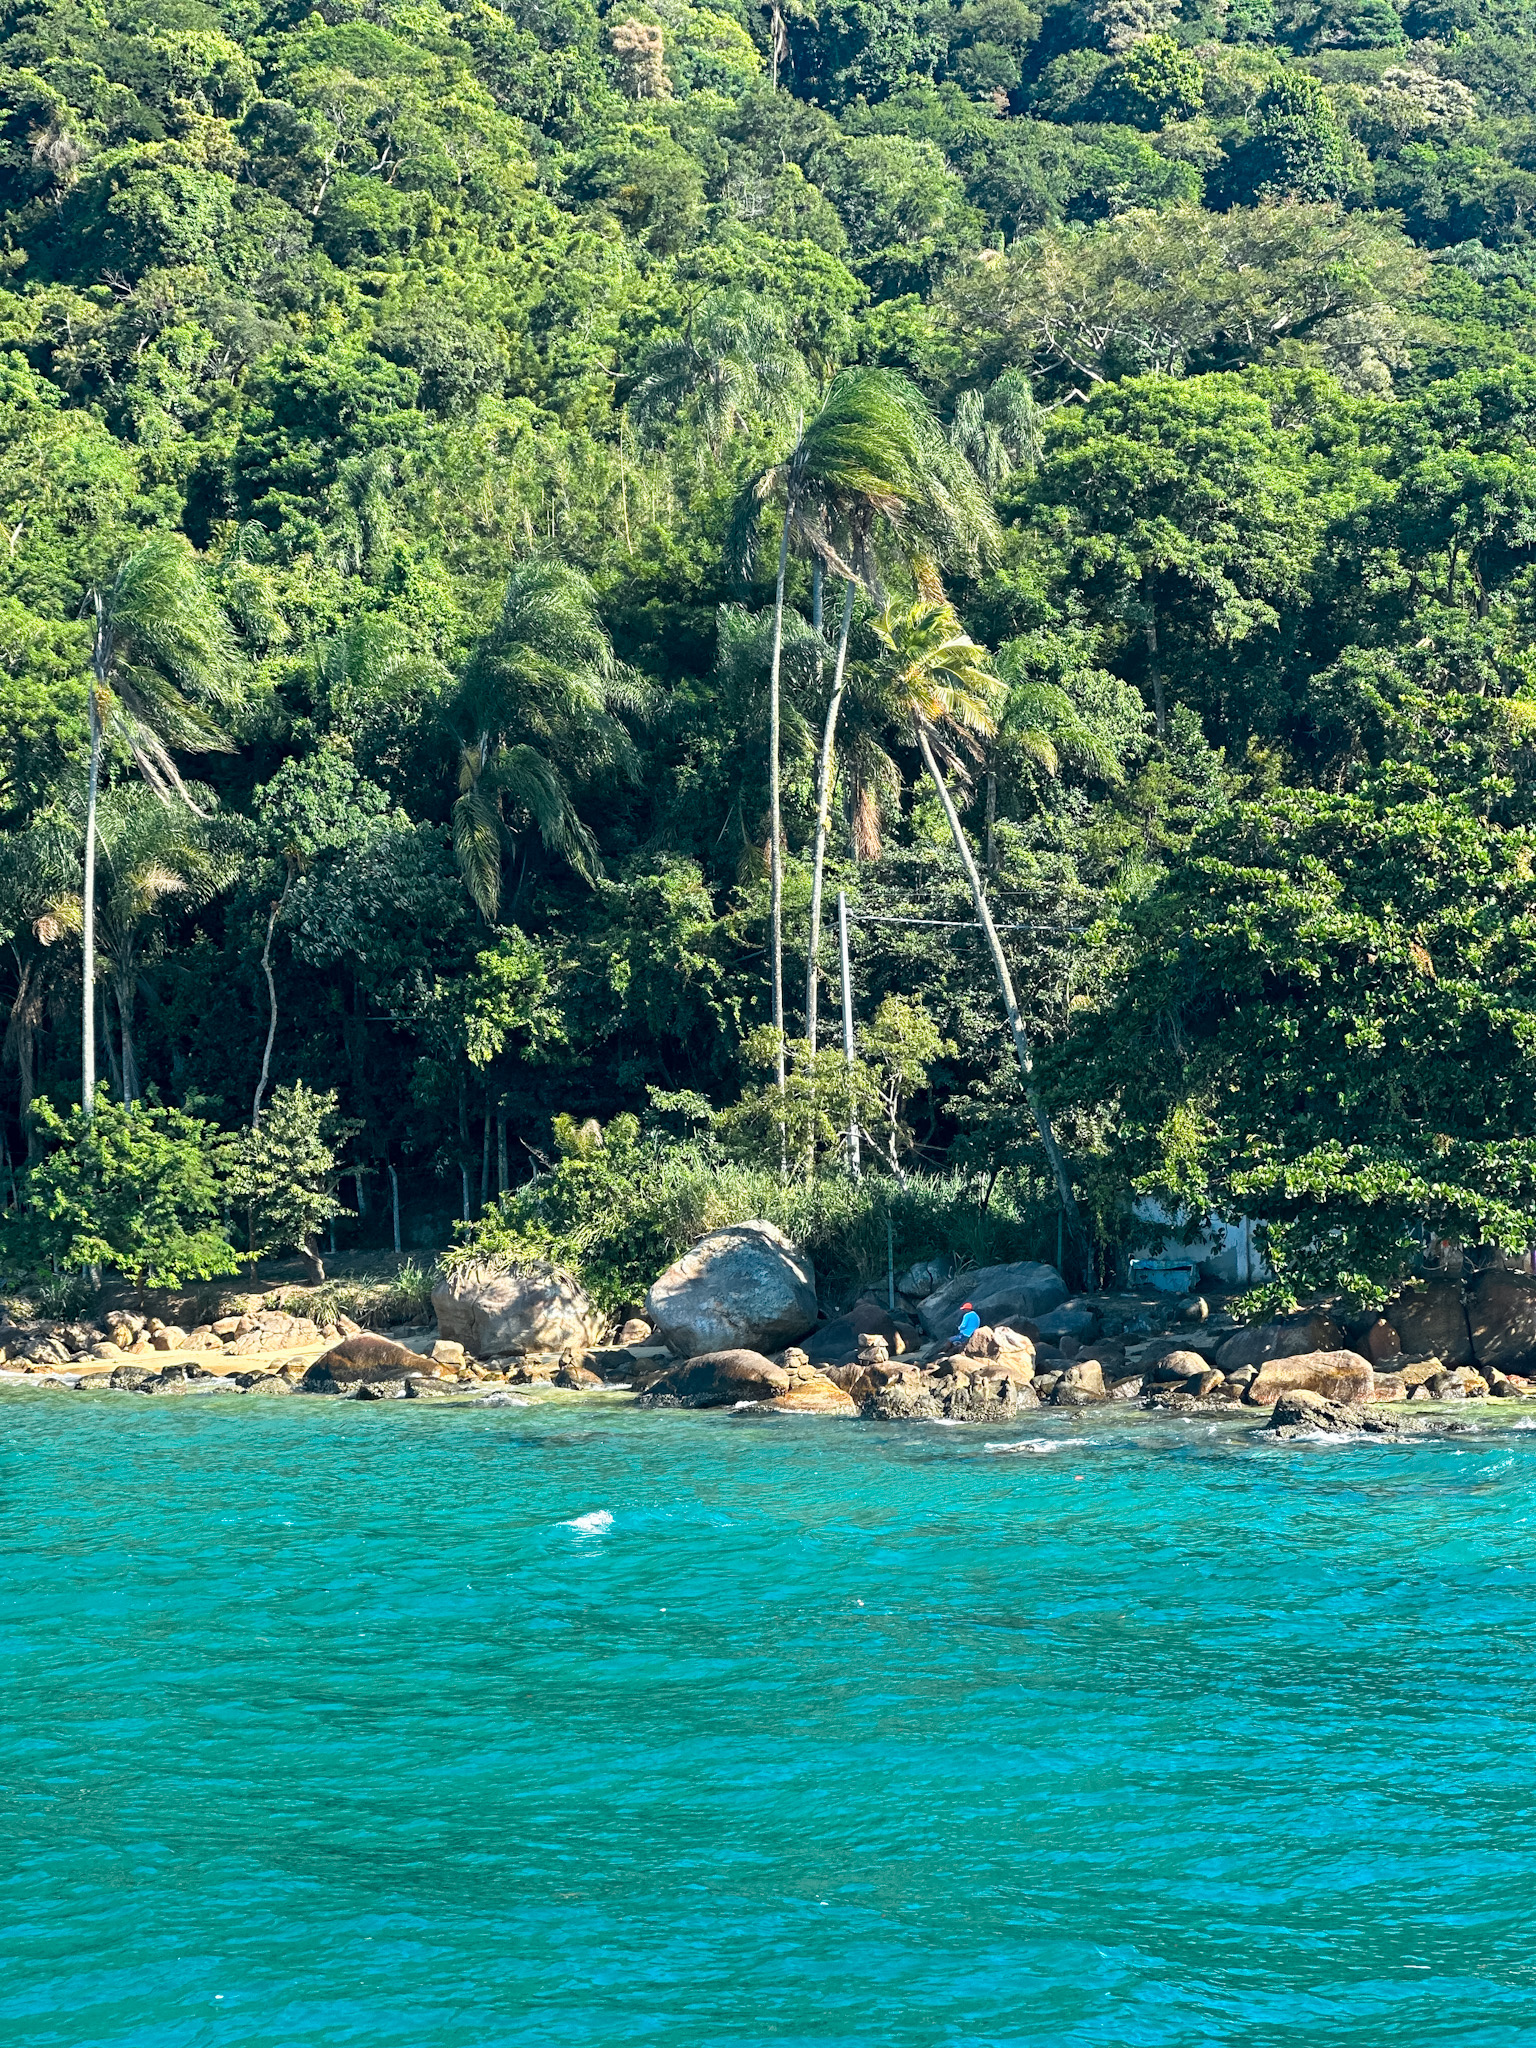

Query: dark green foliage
[0,0,1534,1304]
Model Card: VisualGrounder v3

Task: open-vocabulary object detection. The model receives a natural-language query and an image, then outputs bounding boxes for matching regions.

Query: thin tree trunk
[916,722,1087,1268]
[100,984,122,1100]
[82,675,101,1114]
[389,1161,401,1254]
[116,972,138,1105]
[460,1163,471,1222]
[985,770,997,872]
[354,1169,368,1217]
[252,883,288,1127]
[497,1116,508,1196]
[480,1110,490,1211]
[766,477,795,1170]
[805,576,856,1057]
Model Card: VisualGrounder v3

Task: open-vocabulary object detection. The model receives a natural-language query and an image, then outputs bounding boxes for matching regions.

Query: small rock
[430,1340,466,1367]
[241,1374,294,1396]
[618,1317,652,1346]
[555,1361,604,1389]
[1109,1375,1143,1401]
[355,1379,407,1400]
[1179,1295,1209,1324]
[1052,1360,1106,1407]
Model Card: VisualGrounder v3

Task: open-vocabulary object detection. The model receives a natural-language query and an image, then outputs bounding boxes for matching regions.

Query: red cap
[961,1302,973,1311]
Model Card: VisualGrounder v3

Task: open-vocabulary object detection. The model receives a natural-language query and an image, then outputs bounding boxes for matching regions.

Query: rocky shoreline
[6,1228,1535,1438]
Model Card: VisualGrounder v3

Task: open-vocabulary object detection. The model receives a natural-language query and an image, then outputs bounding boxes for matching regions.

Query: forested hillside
[3,0,1536,1303]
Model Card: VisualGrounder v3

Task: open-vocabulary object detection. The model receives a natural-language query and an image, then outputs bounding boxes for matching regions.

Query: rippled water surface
[4,1388,1536,2046]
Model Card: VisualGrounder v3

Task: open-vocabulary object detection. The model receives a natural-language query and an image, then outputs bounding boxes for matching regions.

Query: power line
[846,913,1082,933]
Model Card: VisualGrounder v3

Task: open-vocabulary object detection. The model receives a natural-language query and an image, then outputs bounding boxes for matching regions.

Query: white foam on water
[562,1509,614,1534]
[984,1438,1062,1455]
[474,1390,529,1407]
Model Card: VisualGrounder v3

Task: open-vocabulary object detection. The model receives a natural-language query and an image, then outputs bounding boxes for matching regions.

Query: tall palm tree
[731,371,997,1099]
[870,593,1088,1266]
[801,394,999,1055]
[629,293,808,460]
[444,558,648,920]
[79,536,239,1113]
[45,785,229,1103]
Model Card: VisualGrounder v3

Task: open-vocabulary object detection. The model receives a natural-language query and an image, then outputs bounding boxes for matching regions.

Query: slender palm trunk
[82,672,102,1115]
[805,576,856,1056]
[389,1161,401,1254]
[915,722,1087,1267]
[766,490,794,1168]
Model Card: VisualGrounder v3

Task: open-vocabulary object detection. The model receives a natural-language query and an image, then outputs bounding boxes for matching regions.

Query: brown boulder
[765,1374,858,1415]
[1363,1318,1402,1363]
[554,1362,604,1389]
[1245,1350,1374,1406]
[1372,1370,1408,1402]
[1399,1357,1445,1389]
[1052,1360,1106,1407]
[1216,1313,1346,1375]
[1467,1268,1536,1373]
[1386,1281,1472,1367]
[300,1334,425,1392]
[637,1349,791,1408]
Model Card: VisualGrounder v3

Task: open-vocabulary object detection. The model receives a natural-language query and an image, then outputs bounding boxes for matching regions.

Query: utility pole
[838,890,860,1180]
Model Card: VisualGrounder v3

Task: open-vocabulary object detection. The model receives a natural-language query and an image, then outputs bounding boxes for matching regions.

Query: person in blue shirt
[956,1303,980,1343]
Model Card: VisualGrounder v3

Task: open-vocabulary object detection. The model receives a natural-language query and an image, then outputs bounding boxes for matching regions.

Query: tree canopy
[3,0,1536,1304]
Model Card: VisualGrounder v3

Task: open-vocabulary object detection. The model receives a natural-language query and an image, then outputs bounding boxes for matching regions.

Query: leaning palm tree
[79,536,240,1112]
[870,592,1088,1265]
[443,558,647,919]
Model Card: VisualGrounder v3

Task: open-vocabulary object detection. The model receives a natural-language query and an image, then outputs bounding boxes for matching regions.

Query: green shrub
[442,1115,1061,1314]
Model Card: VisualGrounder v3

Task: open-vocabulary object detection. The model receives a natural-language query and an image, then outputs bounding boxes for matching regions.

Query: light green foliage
[460,932,564,1068]
[226,1083,356,1277]
[7,1091,237,1290]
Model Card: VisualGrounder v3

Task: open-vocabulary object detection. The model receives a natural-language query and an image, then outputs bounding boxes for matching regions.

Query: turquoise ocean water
[3,1387,1536,2046]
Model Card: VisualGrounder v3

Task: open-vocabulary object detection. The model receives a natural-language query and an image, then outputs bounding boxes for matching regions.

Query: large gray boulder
[431,1261,602,1360]
[914,1261,1067,1341]
[645,1221,816,1358]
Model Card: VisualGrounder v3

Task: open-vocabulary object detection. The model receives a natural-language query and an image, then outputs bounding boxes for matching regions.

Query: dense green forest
[3,0,1536,1306]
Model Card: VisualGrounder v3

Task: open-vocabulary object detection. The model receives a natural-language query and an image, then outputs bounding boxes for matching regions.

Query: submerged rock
[646,1221,817,1359]
[1266,1389,1415,1438]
